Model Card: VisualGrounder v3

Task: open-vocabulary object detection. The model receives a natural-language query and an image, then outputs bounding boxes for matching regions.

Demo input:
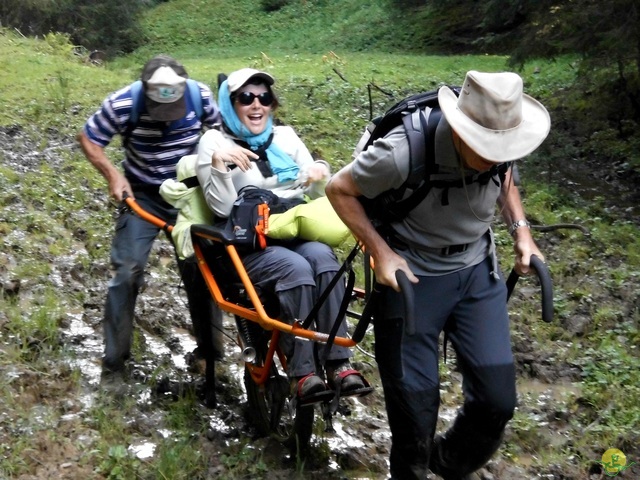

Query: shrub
[261,0,291,12]
[0,0,146,56]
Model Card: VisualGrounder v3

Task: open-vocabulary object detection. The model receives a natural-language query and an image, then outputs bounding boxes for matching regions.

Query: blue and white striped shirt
[83,81,220,185]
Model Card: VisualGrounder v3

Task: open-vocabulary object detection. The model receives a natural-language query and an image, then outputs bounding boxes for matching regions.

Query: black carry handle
[352,286,379,343]
[506,254,553,323]
[352,270,415,342]
[396,270,416,335]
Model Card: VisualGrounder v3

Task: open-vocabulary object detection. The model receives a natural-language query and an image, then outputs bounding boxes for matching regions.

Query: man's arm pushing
[77,131,132,201]
[326,165,418,291]
[498,167,544,275]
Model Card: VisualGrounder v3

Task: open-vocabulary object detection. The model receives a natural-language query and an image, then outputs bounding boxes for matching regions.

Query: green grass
[137,0,427,59]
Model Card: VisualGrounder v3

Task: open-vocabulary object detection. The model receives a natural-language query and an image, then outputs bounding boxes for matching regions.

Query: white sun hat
[438,70,551,163]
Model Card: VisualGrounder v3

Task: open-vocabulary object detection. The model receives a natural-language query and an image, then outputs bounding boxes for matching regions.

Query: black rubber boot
[429,433,490,479]
[428,406,505,479]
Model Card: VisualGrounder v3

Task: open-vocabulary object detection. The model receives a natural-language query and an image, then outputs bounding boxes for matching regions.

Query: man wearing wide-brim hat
[327,70,550,480]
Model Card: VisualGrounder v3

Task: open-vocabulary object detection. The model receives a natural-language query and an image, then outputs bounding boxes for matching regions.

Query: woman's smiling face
[233,83,272,135]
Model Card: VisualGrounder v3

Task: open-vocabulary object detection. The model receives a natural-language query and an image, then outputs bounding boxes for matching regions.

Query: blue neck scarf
[218,80,300,183]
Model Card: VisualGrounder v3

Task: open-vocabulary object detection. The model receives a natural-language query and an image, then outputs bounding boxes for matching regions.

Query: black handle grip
[352,270,415,342]
[396,270,415,335]
[530,255,553,323]
[506,254,553,323]
[352,286,379,343]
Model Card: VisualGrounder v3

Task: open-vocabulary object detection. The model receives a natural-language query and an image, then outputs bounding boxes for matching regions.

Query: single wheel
[237,317,315,452]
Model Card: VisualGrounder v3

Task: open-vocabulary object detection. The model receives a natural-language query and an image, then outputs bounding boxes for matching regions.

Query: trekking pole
[506,254,553,323]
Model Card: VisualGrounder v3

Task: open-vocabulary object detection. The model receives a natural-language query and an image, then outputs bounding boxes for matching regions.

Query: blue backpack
[127,78,204,129]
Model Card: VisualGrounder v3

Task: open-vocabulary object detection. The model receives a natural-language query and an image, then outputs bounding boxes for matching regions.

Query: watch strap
[509,219,531,237]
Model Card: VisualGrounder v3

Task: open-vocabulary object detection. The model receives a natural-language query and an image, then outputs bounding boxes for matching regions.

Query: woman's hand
[304,162,330,185]
[211,147,259,172]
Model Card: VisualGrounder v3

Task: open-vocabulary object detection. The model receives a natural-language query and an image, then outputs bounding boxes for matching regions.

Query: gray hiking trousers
[241,240,352,378]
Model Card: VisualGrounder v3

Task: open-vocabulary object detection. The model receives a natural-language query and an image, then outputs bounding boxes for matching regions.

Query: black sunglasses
[235,91,275,107]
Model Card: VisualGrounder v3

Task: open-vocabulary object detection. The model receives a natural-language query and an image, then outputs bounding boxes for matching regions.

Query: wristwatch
[509,219,531,237]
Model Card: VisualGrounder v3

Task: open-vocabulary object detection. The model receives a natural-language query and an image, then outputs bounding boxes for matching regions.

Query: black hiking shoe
[291,373,334,406]
[325,360,374,397]
[100,368,129,396]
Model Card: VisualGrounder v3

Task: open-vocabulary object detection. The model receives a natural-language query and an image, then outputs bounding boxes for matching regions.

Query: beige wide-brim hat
[438,71,551,163]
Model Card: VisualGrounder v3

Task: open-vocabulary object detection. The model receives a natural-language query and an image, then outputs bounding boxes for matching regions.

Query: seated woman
[195,68,370,404]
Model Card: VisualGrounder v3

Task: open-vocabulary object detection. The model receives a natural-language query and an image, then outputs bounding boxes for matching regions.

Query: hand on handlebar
[513,237,545,276]
[506,254,554,323]
[354,267,417,342]
[109,175,133,202]
[373,252,418,292]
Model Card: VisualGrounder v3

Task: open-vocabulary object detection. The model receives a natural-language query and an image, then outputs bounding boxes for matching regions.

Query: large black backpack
[356,87,510,227]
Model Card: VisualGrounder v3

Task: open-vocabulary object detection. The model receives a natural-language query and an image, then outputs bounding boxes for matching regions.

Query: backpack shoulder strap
[391,106,442,213]
[403,107,430,188]
[127,80,145,135]
[185,79,204,120]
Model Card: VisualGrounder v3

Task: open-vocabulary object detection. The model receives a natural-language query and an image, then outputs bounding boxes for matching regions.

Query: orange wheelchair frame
[125,195,372,452]
[126,196,360,348]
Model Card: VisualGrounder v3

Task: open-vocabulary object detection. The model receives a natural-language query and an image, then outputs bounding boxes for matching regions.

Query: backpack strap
[233,132,275,178]
[126,80,146,138]
[180,175,200,189]
[185,79,204,120]
[434,161,511,206]
[389,106,442,215]
[403,107,428,188]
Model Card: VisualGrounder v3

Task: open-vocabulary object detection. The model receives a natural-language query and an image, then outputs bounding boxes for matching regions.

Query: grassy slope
[136,0,417,59]
[1,0,639,477]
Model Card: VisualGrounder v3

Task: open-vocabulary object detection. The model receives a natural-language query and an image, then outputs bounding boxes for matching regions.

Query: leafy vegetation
[3,0,639,172]
[0,0,639,477]
[0,0,146,56]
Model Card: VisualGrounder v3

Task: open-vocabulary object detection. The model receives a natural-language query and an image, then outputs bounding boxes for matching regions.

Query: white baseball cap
[226,68,275,93]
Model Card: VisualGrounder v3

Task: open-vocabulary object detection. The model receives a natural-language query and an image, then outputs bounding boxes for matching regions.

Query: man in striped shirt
[78,55,223,380]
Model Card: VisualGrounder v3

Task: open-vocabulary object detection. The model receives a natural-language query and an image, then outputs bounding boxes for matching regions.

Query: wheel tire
[238,318,315,453]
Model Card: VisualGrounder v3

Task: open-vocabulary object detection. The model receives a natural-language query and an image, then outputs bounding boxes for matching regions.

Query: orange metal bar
[226,243,355,347]
[246,329,282,385]
[123,196,357,348]
[192,230,356,348]
[124,196,173,233]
